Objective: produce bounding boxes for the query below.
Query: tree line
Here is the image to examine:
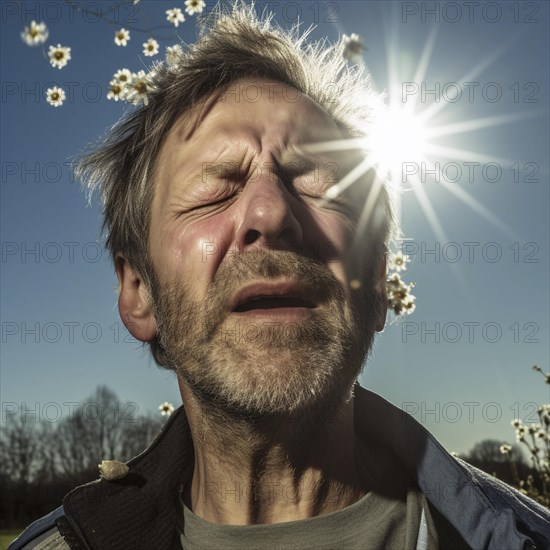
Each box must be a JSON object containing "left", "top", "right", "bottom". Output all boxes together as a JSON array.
[{"left": 0, "top": 386, "right": 165, "bottom": 528}]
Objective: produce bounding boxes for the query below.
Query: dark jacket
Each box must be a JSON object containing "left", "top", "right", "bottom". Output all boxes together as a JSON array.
[{"left": 9, "top": 387, "right": 550, "bottom": 549}]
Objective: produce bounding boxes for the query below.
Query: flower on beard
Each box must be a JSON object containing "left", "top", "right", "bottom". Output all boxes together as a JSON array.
[
  {"left": 388, "top": 252, "right": 410, "bottom": 272},
  {"left": 386, "top": 272, "right": 416, "bottom": 316}
]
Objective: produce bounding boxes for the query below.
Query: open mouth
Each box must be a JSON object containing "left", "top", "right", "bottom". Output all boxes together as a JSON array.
[
  {"left": 231, "top": 282, "right": 318, "bottom": 315},
  {"left": 233, "top": 295, "right": 315, "bottom": 312}
]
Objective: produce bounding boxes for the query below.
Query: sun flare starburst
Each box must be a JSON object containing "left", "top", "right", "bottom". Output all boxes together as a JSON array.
[{"left": 365, "top": 106, "right": 429, "bottom": 179}]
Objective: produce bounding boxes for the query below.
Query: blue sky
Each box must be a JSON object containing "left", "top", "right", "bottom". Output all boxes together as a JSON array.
[{"left": 1, "top": 0, "right": 549, "bottom": 456}]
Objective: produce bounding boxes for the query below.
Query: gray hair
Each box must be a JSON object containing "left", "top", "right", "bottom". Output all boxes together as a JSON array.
[{"left": 77, "top": 0, "right": 395, "bottom": 367}]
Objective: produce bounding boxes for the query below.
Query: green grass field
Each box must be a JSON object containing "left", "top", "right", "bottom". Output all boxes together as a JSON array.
[{"left": 0, "top": 530, "right": 20, "bottom": 549}]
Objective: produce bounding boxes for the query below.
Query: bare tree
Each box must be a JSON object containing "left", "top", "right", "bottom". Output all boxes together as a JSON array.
[
  {"left": 1, "top": 386, "right": 168, "bottom": 526},
  {"left": 119, "top": 413, "right": 165, "bottom": 461},
  {"left": 0, "top": 415, "right": 40, "bottom": 485},
  {"left": 52, "top": 386, "right": 165, "bottom": 475}
]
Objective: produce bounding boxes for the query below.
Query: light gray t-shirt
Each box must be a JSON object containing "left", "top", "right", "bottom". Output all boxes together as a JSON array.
[{"left": 179, "top": 482, "right": 438, "bottom": 550}]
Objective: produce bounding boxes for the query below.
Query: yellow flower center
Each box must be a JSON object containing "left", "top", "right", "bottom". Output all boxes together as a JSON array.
[
  {"left": 51, "top": 92, "right": 59, "bottom": 101},
  {"left": 54, "top": 51, "right": 64, "bottom": 60},
  {"left": 135, "top": 81, "right": 147, "bottom": 94}
]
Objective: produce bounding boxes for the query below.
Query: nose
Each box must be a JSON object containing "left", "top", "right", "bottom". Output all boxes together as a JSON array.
[{"left": 235, "top": 171, "right": 303, "bottom": 251}]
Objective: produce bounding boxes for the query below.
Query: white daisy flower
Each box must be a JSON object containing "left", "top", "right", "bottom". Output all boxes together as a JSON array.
[
  {"left": 113, "top": 68, "right": 132, "bottom": 84},
  {"left": 114, "top": 28, "right": 130, "bottom": 47},
  {"left": 107, "top": 79, "right": 126, "bottom": 102},
  {"left": 401, "top": 297, "right": 416, "bottom": 314},
  {"left": 185, "top": 0, "right": 206, "bottom": 15},
  {"left": 342, "top": 33, "right": 365, "bottom": 61},
  {"left": 125, "top": 70, "right": 151, "bottom": 106},
  {"left": 21, "top": 20, "right": 49, "bottom": 46},
  {"left": 166, "top": 44, "right": 183, "bottom": 67},
  {"left": 48, "top": 44, "right": 71, "bottom": 70},
  {"left": 166, "top": 7, "right": 185, "bottom": 27},
  {"left": 387, "top": 272, "right": 416, "bottom": 316},
  {"left": 143, "top": 38, "right": 160, "bottom": 57},
  {"left": 499, "top": 444, "right": 512, "bottom": 455},
  {"left": 388, "top": 252, "right": 410, "bottom": 272},
  {"left": 159, "top": 402, "right": 175, "bottom": 416},
  {"left": 386, "top": 272, "right": 402, "bottom": 288},
  {"left": 46, "top": 86, "right": 66, "bottom": 107}
]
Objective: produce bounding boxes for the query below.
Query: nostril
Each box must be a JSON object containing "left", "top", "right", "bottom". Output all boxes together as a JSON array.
[{"left": 244, "top": 229, "right": 261, "bottom": 246}]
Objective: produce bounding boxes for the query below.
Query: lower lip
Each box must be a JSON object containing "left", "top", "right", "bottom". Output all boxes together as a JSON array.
[{"left": 230, "top": 307, "right": 314, "bottom": 319}]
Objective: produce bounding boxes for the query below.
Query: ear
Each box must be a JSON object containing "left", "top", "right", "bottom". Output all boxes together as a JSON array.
[
  {"left": 374, "top": 254, "right": 388, "bottom": 332},
  {"left": 115, "top": 254, "right": 157, "bottom": 342}
]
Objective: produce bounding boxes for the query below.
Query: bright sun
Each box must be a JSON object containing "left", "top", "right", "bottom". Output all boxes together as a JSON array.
[{"left": 366, "top": 106, "right": 429, "bottom": 178}]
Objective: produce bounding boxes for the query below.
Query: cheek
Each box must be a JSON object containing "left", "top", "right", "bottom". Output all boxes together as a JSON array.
[
  {"left": 154, "top": 217, "right": 234, "bottom": 290},
  {"left": 306, "top": 210, "right": 353, "bottom": 259},
  {"left": 304, "top": 210, "right": 355, "bottom": 284}
]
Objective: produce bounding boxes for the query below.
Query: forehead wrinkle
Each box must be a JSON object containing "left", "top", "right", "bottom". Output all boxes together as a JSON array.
[
  {"left": 163, "top": 82, "right": 347, "bottom": 192},
  {"left": 171, "top": 88, "right": 225, "bottom": 144}
]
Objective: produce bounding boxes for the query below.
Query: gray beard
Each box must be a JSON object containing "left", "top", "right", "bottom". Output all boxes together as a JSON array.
[{"left": 149, "top": 250, "right": 377, "bottom": 423}]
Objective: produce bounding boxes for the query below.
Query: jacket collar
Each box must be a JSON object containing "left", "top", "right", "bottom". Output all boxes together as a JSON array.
[
  {"left": 62, "top": 404, "right": 193, "bottom": 549},
  {"left": 353, "top": 386, "right": 544, "bottom": 550},
  {"left": 61, "top": 386, "right": 543, "bottom": 550}
]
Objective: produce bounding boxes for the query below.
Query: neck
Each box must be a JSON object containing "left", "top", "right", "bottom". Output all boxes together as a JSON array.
[{"left": 178, "top": 378, "right": 372, "bottom": 525}]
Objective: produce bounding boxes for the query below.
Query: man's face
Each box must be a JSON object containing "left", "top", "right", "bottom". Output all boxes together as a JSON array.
[{"left": 145, "top": 78, "right": 384, "bottom": 417}]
